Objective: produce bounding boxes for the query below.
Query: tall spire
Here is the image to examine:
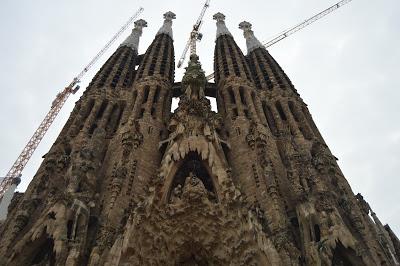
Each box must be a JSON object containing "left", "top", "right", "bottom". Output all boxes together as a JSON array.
[
  {"left": 213, "top": 12, "right": 232, "bottom": 38},
  {"left": 239, "top": 21, "right": 264, "bottom": 54},
  {"left": 157, "top": 11, "right": 176, "bottom": 39},
  {"left": 120, "top": 19, "right": 148, "bottom": 51}
]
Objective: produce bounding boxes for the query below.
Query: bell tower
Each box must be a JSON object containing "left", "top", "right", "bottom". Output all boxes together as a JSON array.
[{"left": 0, "top": 9, "right": 398, "bottom": 266}]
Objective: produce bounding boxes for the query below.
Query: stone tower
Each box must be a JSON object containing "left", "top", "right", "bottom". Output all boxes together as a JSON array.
[{"left": 0, "top": 12, "right": 399, "bottom": 266}]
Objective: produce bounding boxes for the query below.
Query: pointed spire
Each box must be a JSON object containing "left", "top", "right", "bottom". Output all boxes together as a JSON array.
[
  {"left": 213, "top": 12, "right": 232, "bottom": 38},
  {"left": 120, "top": 19, "right": 148, "bottom": 51},
  {"left": 157, "top": 11, "right": 176, "bottom": 39},
  {"left": 239, "top": 21, "right": 264, "bottom": 54}
]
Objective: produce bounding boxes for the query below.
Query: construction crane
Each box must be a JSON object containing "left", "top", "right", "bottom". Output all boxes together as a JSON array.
[
  {"left": 264, "top": 0, "right": 352, "bottom": 48},
  {"left": 177, "top": 0, "right": 210, "bottom": 68},
  {"left": 206, "top": 0, "right": 353, "bottom": 80},
  {"left": 0, "top": 7, "right": 144, "bottom": 205}
]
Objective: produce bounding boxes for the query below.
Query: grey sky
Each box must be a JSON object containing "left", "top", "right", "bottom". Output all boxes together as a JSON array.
[{"left": 0, "top": 0, "right": 399, "bottom": 235}]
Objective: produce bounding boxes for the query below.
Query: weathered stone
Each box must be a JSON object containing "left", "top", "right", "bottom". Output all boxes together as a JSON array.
[{"left": 0, "top": 14, "right": 397, "bottom": 266}]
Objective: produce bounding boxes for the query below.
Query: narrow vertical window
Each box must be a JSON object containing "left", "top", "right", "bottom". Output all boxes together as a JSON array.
[
  {"left": 131, "top": 91, "right": 137, "bottom": 111},
  {"left": 142, "top": 86, "right": 150, "bottom": 104},
  {"left": 275, "top": 101, "right": 287, "bottom": 121},
  {"left": 239, "top": 87, "right": 247, "bottom": 105},
  {"left": 228, "top": 87, "right": 235, "bottom": 104},
  {"left": 263, "top": 102, "right": 278, "bottom": 135},
  {"left": 288, "top": 101, "right": 300, "bottom": 122}
]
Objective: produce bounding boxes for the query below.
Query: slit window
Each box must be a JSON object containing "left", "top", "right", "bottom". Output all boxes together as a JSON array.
[
  {"left": 314, "top": 224, "right": 321, "bottom": 242},
  {"left": 275, "top": 101, "right": 287, "bottom": 121},
  {"left": 263, "top": 102, "right": 278, "bottom": 135},
  {"left": 239, "top": 87, "right": 247, "bottom": 105},
  {"left": 228, "top": 87, "right": 235, "bottom": 104},
  {"left": 142, "top": 86, "right": 150, "bottom": 104},
  {"left": 96, "top": 100, "right": 108, "bottom": 120},
  {"left": 153, "top": 86, "right": 161, "bottom": 104}
]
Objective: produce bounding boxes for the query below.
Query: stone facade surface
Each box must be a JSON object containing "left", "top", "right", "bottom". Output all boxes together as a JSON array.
[{"left": 0, "top": 12, "right": 399, "bottom": 266}]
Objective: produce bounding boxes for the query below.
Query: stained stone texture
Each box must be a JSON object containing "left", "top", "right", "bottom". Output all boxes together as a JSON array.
[{"left": 0, "top": 12, "right": 399, "bottom": 266}]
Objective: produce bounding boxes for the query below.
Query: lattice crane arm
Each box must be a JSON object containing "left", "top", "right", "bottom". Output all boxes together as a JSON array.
[
  {"left": 177, "top": 37, "right": 193, "bottom": 68},
  {"left": 75, "top": 7, "right": 144, "bottom": 83},
  {"left": 264, "top": 0, "right": 352, "bottom": 48},
  {"left": 177, "top": 0, "right": 211, "bottom": 68},
  {"left": 0, "top": 7, "right": 144, "bottom": 200},
  {"left": 194, "top": 0, "right": 210, "bottom": 31},
  {"left": 206, "top": 0, "right": 353, "bottom": 80}
]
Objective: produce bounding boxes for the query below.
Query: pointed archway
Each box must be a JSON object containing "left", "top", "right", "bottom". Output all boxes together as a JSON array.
[
  {"left": 331, "top": 242, "right": 365, "bottom": 266},
  {"left": 30, "top": 236, "right": 56, "bottom": 266},
  {"left": 10, "top": 232, "right": 57, "bottom": 266},
  {"left": 167, "top": 151, "right": 218, "bottom": 203}
]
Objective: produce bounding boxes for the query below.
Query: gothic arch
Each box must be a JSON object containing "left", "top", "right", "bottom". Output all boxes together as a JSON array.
[
  {"left": 161, "top": 151, "right": 220, "bottom": 203},
  {"left": 331, "top": 242, "right": 365, "bottom": 266},
  {"left": 10, "top": 231, "right": 56, "bottom": 266}
]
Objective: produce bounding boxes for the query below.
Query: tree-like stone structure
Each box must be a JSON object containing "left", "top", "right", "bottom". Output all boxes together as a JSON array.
[{"left": 0, "top": 12, "right": 398, "bottom": 266}]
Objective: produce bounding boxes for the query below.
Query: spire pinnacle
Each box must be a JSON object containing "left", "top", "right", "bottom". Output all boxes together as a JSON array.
[
  {"left": 120, "top": 19, "right": 148, "bottom": 51},
  {"left": 157, "top": 11, "right": 176, "bottom": 39},
  {"left": 213, "top": 12, "right": 232, "bottom": 38},
  {"left": 239, "top": 21, "right": 264, "bottom": 54}
]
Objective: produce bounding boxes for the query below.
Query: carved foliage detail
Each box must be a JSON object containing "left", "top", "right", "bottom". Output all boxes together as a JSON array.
[{"left": 121, "top": 119, "right": 143, "bottom": 158}]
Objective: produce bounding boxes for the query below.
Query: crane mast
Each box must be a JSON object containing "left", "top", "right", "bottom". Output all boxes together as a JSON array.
[
  {"left": 0, "top": 7, "right": 144, "bottom": 205},
  {"left": 177, "top": 0, "right": 210, "bottom": 68},
  {"left": 206, "top": 0, "right": 353, "bottom": 80}
]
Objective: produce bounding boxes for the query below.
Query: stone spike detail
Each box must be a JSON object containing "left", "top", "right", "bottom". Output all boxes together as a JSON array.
[
  {"left": 239, "top": 21, "right": 264, "bottom": 54},
  {"left": 120, "top": 19, "right": 148, "bottom": 51},
  {"left": 213, "top": 12, "right": 232, "bottom": 38},
  {"left": 157, "top": 11, "right": 176, "bottom": 39}
]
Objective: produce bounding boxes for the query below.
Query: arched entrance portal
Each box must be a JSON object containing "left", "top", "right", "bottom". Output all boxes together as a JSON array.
[
  {"left": 167, "top": 151, "right": 218, "bottom": 202},
  {"left": 332, "top": 242, "right": 365, "bottom": 266}
]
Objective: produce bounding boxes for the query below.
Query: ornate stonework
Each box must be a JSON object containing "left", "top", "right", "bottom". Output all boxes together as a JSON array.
[{"left": 0, "top": 12, "right": 398, "bottom": 266}]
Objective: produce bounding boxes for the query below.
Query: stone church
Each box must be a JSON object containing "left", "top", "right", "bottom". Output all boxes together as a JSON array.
[{"left": 0, "top": 11, "right": 399, "bottom": 265}]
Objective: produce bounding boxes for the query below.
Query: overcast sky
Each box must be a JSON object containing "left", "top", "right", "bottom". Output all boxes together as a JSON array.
[{"left": 0, "top": 0, "right": 399, "bottom": 235}]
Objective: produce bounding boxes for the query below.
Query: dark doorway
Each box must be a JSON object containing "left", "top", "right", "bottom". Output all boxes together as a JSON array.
[
  {"left": 30, "top": 237, "right": 56, "bottom": 266},
  {"left": 332, "top": 242, "right": 364, "bottom": 266}
]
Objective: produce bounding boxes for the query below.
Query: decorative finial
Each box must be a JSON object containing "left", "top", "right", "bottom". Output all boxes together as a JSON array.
[
  {"left": 213, "top": 12, "right": 226, "bottom": 22},
  {"left": 163, "top": 11, "right": 176, "bottom": 21},
  {"left": 239, "top": 20, "right": 264, "bottom": 54},
  {"left": 238, "top": 21, "right": 252, "bottom": 31},
  {"left": 120, "top": 19, "right": 148, "bottom": 51},
  {"left": 157, "top": 11, "right": 176, "bottom": 38},
  {"left": 213, "top": 12, "right": 232, "bottom": 38},
  {"left": 134, "top": 19, "right": 148, "bottom": 31}
]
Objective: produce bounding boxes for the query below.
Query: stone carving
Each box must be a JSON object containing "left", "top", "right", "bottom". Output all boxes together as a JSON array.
[
  {"left": 180, "top": 172, "right": 209, "bottom": 202},
  {"left": 355, "top": 193, "right": 371, "bottom": 216},
  {"left": 0, "top": 23, "right": 397, "bottom": 266},
  {"left": 246, "top": 121, "right": 268, "bottom": 150},
  {"left": 311, "top": 140, "right": 337, "bottom": 174},
  {"left": 108, "top": 164, "right": 127, "bottom": 209},
  {"left": 170, "top": 184, "right": 182, "bottom": 203},
  {"left": 315, "top": 191, "right": 335, "bottom": 212},
  {"left": 96, "top": 225, "right": 117, "bottom": 250},
  {"left": 339, "top": 196, "right": 366, "bottom": 233},
  {"left": 158, "top": 55, "right": 230, "bottom": 204},
  {"left": 67, "top": 128, "right": 106, "bottom": 194},
  {"left": 114, "top": 172, "right": 284, "bottom": 265},
  {"left": 121, "top": 119, "right": 143, "bottom": 158}
]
